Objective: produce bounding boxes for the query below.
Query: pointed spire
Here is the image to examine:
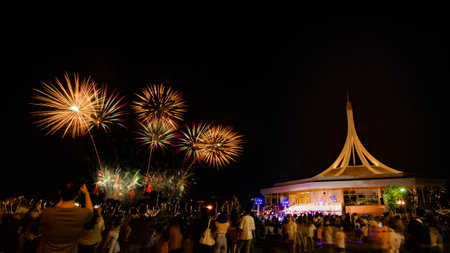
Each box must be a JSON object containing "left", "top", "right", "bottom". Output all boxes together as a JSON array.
[
  {"left": 346, "top": 91, "right": 352, "bottom": 111},
  {"left": 314, "top": 96, "right": 402, "bottom": 177}
]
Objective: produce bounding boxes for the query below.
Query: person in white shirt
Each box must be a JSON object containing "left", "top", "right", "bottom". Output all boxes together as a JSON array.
[
  {"left": 102, "top": 217, "right": 121, "bottom": 253},
  {"left": 335, "top": 225, "right": 346, "bottom": 252},
  {"left": 389, "top": 227, "right": 404, "bottom": 253},
  {"left": 283, "top": 215, "right": 297, "bottom": 253},
  {"left": 307, "top": 219, "right": 317, "bottom": 251},
  {"left": 295, "top": 216, "right": 307, "bottom": 252},
  {"left": 323, "top": 220, "right": 337, "bottom": 251},
  {"left": 236, "top": 208, "right": 255, "bottom": 253}
]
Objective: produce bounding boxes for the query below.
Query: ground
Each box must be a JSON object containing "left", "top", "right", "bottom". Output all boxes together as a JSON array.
[{"left": 253, "top": 233, "right": 449, "bottom": 253}]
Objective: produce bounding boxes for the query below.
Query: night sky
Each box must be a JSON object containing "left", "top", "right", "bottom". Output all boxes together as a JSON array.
[{"left": 4, "top": 11, "right": 450, "bottom": 201}]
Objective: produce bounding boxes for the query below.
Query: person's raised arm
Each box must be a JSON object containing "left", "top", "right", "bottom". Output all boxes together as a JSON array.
[{"left": 80, "top": 184, "right": 93, "bottom": 212}]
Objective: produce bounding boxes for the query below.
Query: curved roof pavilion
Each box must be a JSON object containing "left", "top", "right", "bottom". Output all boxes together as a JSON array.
[
  {"left": 260, "top": 96, "right": 444, "bottom": 197},
  {"left": 315, "top": 96, "right": 402, "bottom": 178}
]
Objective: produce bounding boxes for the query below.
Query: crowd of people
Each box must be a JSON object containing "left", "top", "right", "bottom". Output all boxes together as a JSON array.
[
  {"left": 255, "top": 210, "right": 449, "bottom": 253},
  {"left": 0, "top": 179, "right": 449, "bottom": 253},
  {"left": 0, "top": 179, "right": 257, "bottom": 253}
]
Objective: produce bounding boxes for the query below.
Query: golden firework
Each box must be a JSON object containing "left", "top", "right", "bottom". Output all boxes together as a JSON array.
[
  {"left": 168, "top": 124, "right": 243, "bottom": 201},
  {"left": 132, "top": 84, "right": 187, "bottom": 125},
  {"left": 136, "top": 118, "right": 177, "bottom": 175},
  {"left": 136, "top": 118, "right": 177, "bottom": 150},
  {"left": 199, "top": 125, "right": 244, "bottom": 168},
  {"left": 31, "top": 73, "right": 98, "bottom": 138}
]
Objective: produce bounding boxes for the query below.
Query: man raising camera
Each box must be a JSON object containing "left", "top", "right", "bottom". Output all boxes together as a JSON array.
[{"left": 37, "top": 179, "right": 93, "bottom": 253}]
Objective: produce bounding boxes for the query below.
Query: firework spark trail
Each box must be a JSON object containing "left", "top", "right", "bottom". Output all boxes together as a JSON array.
[
  {"left": 168, "top": 123, "right": 244, "bottom": 201},
  {"left": 132, "top": 84, "right": 186, "bottom": 193},
  {"left": 167, "top": 160, "right": 196, "bottom": 201},
  {"left": 132, "top": 84, "right": 187, "bottom": 127},
  {"left": 87, "top": 85, "right": 127, "bottom": 173},
  {"left": 168, "top": 122, "right": 210, "bottom": 201},
  {"left": 87, "top": 130, "right": 104, "bottom": 174},
  {"left": 32, "top": 74, "right": 127, "bottom": 174},
  {"left": 31, "top": 73, "right": 103, "bottom": 173},
  {"left": 136, "top": 118, "right": 177, "bottom": 175},
  {"left": 31, "top": 73, "right": 98, "bottom": 138}
]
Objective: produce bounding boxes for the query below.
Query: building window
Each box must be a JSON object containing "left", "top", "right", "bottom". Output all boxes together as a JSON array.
[
  {"left": 343, "top": 188, "right": 379, "bottom": 206},
  {"left": 298, "top": 192, "right": 310, "bottom": 204},
  {"left": 288, "top": 191, "right": 310, "bottom": 205}
]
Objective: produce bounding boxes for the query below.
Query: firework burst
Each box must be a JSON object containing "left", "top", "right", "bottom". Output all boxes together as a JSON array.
[
  {"left": 199, "top": 125, "right": 244, "bottom": 168},
  {"left": 168, "top": 124, "right": 243, "bottom": 201},
  {"left": 31, "top": 73, "right": 98, "bottom": 138},
  {"left": 136, "top": 118, "right": 177, "bottom": 150},
  {"left": 167, "top": 122, "right": 210, "bottom": 202},
  {"left": 132, "top": 84, "right": 187, "bottom": 126},
  {"left": 142, "top": 170, "right": 192, "bottom": 199},
  {"left": 95, "top": 166, "right": 142, "bottom": 201},
  {"left": 136, "top": 118, "right": 177, "bottom": 175},
  {"left": 177, "top": 122, "right": 211, "bottom": 163},
  {"left": 89, "top": 85, "right": 127, "bottom": 133}
]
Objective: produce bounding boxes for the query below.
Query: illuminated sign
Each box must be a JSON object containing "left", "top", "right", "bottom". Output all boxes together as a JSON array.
[
  {"left": 284, "top": 203, "right": 342, "bottom": 214},
  {"left": 254, "top": 198, "right": 263, "bottom": 204},
  {"left": 330, "top": 195, "right": 337, "bottom": 202}
]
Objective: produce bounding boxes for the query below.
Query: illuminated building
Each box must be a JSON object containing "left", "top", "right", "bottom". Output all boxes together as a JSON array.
[{"left": 260, "top": 97, "right": 446, "bottom": 216}]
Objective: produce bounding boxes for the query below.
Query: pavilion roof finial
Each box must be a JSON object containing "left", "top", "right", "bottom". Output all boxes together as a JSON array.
[
  {"left": 314, "top": 96, "right": 402, "bottom": 177},
  {"left": 346, "top": 91, "right": 352, "bottom": 111}
]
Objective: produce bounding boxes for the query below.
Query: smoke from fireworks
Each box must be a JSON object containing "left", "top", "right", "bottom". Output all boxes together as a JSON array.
[
  {"left": 31, "top": 73, "right": 98, "bottom": 138},
  {"left": 132, "top": 84, "right": 187, "bottom": 126},
  {"left": 199, "top": 125, "right": 244, "bottom": 168}
]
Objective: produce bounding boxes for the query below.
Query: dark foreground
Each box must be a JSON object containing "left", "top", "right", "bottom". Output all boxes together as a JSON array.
[{"left": 254, "top": 236, "right": 450, "bottom": 253}]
